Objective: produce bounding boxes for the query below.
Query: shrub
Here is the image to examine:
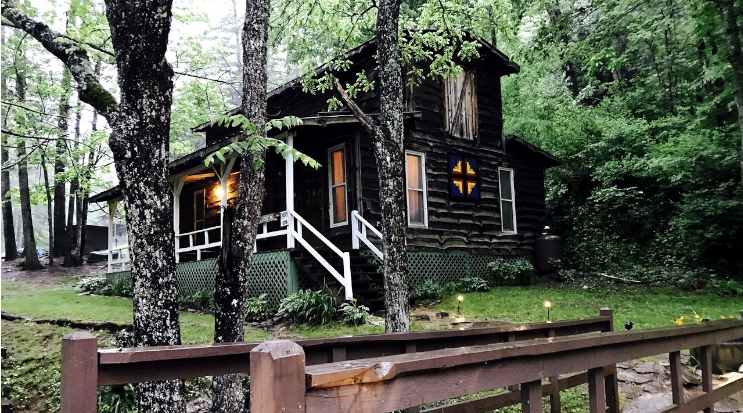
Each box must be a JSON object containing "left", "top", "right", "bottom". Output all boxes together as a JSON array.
[
  {"left": 98, "top": 384, "right": 137, "bottom": 413},
  {"left": 278, "top": 289, "right": 336, "bottom": 325},
  {"left": 76, "top": 276, "right": 112, "bottom": 295},
  {"left": 708, "top": 275, "right": 743, "bottom": 296},
  {"left": 455, "top": 277, "right": 489, "bottom": 292},
  {"left": 410, "top": 279, "right": 442, "bottom": 301},
  {"left": 181, "top": 289, "right": 214, "bottom": 309},
  {"left": 245, "top": 293, "right": 272, "bottom": 322},
  {"left": 441, "top": 282, "right": 458, "bottom": 297},
  {"left": 488, "top": 258, "right": 535, "bottom": 285},
  {"left": 549, "top": 259, "right": 578, "bottom": 282},
  {"left": 337, "top": 299, "right": 370, "bottom": 326},
  {"left": 110, "top": 277, "right": 133, "bottom": 298}
]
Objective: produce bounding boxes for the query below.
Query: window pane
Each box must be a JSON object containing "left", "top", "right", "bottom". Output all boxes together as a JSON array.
[
  {"left": 333, "top": 186, "right": 346, "bottom": 223},
  {"left": 499, "top": 170, "right": 512, "bottom": 199},
  {"left": 406, "top": 154, "right": 422, "bottom": 189},
  {"left": 194, "top": 191, "right": 204, "bottom": 220},
  {"left": 501, "top": 200, "right": 514, "bottom": 232},
  {"left": 331, "top": 150, "right": 345, "bottom": 185},
  {"left": 408, "top": 190, "right": 424, "bottom": 224}
]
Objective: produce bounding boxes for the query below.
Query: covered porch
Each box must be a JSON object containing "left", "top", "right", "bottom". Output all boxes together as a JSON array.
[{"left": 90, "top": 117, "right": 389, "bottom": 300}]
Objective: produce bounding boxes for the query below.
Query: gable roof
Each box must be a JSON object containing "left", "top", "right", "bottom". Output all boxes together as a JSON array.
[
  {"left": 194, "top": 33, "right": 518, "bottom": 132},
  {"left": 505, "top": 135, "right": 561, "bottom": 167}
]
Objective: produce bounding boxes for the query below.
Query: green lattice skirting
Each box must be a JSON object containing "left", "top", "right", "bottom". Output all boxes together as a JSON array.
[{"left": 105, "top": 250, "right": 298, "bottom": 309}]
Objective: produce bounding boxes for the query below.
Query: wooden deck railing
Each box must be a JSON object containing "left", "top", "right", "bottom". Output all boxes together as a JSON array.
[
  {"left": 289, "top": 317, "right": 743, "bottom": 413},
  {"left": 61, "top": 310, "right": 615, "bottom": 412}
]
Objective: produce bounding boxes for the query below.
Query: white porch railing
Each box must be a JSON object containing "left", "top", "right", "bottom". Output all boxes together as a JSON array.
[
  {"left": 175, "top": 225, "right": 222, "bottom": 262},
  {"left": 107, "top": 246, "right": 130, "bottom": 273},
  {"left": 351, "top": 210, "right": 383, "bottom": 260},
  {"left": 287, "top": 210, "right": 353, "bottom": 300}
]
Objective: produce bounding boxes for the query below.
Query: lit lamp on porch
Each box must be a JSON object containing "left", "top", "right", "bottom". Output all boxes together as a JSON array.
[
  {"left": 215, "top": 186, "right": 224, "bottom": 198},
  {"left": 544, "top": 300, "right": 552, "bottom": 322},
  {"left": 457, "top": 295, "right": 464, "bottom": 315}
]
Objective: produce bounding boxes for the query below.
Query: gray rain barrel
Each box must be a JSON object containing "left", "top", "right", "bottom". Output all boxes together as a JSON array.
[{"left": 535, "top": 226, "right": 564, "bottom": 273}]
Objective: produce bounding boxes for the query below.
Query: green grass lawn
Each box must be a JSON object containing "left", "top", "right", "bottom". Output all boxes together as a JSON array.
[
  {"left": 1, "top": 281, "right": 268, "bottom": 344},
  {"left": 434, "top": 285, "right": 742, "bottom": 330}
]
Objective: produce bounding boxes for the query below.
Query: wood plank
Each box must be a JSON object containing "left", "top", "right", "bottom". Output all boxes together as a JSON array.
[
  {"left": 521, "top": 380, "right": 542, "bottom": 413},
  {"left": 305, "top": 321, "right": 743, "bottom": 388},
  {"left": 655, "top": 375, "right": 743, "bottom": 413},
  {"left": 61, "top": 332, "right": 98, "bottom": 413},
  {"left": 670, "top": 351, "right": 684, "bottom": 405},
  {"left": 249, "top": 340, "right": 305, "bottom": 413}
]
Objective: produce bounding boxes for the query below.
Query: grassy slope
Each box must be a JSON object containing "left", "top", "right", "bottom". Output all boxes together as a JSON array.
[
  {"left": 434, "top": 285, "right": 742, "bottom": 330},
  {"left": 1, "top": 281, "right": 268, "bottom": 343}
]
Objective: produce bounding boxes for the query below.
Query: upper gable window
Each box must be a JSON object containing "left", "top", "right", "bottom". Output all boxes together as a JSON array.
[{"left": 444, "top": 70, "right": 478, "bottom": 140}]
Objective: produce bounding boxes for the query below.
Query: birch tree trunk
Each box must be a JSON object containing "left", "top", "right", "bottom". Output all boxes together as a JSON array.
[
  {"left": 2, "top": 1, "right": 186, "bottom": 410},
  {"left": 374, "top": 0, "right": 411, "bottom": 333},
  {"left": 717, "top": 0, "right": 743, "bottom": 182},
  {"left": 41, "top": 153, "right": 54, "bottom": 266},
  {"left": 53, "top": 69, "right": 71, "bottom": 257},
  {"left": 211, "top": 0, "right": 270, "bottom": 410}
]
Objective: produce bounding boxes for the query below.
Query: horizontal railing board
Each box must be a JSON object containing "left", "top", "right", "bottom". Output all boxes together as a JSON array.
[
  {"left": 96, "top": 316, "right": 611, "bottom": 386},
  {"left": 305, "top": 320, "right": 743, "bottom": 388},
  {"left": 98, "top": 316, "right": 609, "bottom": 364},
  {"left": 303, "top": 321, "right": 743, "bottom": 413},
  {"left": 420, "top": 369, "right": 602, "bottom": 413},
  {"left": 655, "top": 375, "right": 743, "bottom": 413}
]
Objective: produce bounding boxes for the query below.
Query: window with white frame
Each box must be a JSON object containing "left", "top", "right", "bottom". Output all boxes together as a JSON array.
[
  {"left": 328, "top": 145, "right": 348, "bottom": 227},
  {"left": 405, "top": 151, "right": 428, "bottom": 227},
  {"left": 498, "top": 168, "right": 516, "bottom": 233}
]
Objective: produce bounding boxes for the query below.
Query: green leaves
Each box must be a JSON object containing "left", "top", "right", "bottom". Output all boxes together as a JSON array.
[{"left": 204, "top": 115, "right": 320, "bottom": 170}]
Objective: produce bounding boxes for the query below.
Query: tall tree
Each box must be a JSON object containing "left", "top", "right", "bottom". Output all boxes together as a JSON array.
[
  {"left": 53, "top": 69, "right": 72, "bottom": 257},
  {"left": 64, "top": 99, "right": 82, "bottom": 266},
  {"left": 2, "top": 1, "right": 185, "bottom": 410},
  {"left": 716, "top": 0, "right": 743, "bottom": 181},
  {"left": 13, "top": 54, "right": 42, "bottom": 270},
  {"left": 211, "top": 0, "right": 271, "bottom": 410},
  {"left": 331, "top": 0, "right": 410, "bottom": 332},
  {"left": 1, "top": 57, "right": 18, "bottom": 261}
]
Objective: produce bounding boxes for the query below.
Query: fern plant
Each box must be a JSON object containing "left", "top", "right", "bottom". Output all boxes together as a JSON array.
[
  {"left": 277, "top": 289, "right": 336, "bottom": 326},
  {"left": 337, "top": 299, "right": 370, "bottom": 326}
]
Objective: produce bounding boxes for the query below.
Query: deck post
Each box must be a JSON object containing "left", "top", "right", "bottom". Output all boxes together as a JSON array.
[
  {"left": 599, "top": 307, "right": 620, "bottom": 413},
  {"left": 588, "top": 367, "right": 606, "bottom": 413},
  {"left": 172, "top": 177, "right": 185, "bottom": 263},
  {"left": 547, "top": 329, "right": 561, "bottom": 413},
  {"left": 670, "top": 350, "right": 685, "bottom": 406},
  {"left": 61, "top": 331, "right": 98, "bottom": 413},
  {"left": 249, "top": 340, "right": 305, "bottom": 413},
  {"left": 520, "top": 380, "right": 542, "bottom": 413},
  {"left": 699, "top": 345, "right": 713, "bottom": 413},
  {"left": 285, "top": 133, "right": 295, "bottom": 249},
  {"left": 107, "top": 201, "right": 117, "bottom": 273}
]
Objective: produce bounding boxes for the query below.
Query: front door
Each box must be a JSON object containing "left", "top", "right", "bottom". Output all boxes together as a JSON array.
[{"left": 297, "top": 165, "right": 324, "bottom": 247}]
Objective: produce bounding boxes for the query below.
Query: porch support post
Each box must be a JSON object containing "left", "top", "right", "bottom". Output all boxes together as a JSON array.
[
  {"left": 213, "top": 157, "right": 235, "bottom": 236},
  {"left": 172, "top": 177, "right": 185, "bottom": 263},
  {"left": 107, "top": 200, "right": 117, "bottom": 273},
  {"left": 285, "top": 132, "right": 295, "bottom": 249}
]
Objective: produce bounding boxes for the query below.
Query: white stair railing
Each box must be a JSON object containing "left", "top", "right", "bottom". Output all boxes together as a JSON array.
[
  {"left": 351, "top": 210, "right": 383, "bottom": 260},
  {"left": 288, "top": 210, "right": 353, "bottom": 300}
]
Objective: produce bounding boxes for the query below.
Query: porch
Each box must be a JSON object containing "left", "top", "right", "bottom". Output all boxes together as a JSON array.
[{"left": 98, "top": 121, "right": 388, "bottom": 302}]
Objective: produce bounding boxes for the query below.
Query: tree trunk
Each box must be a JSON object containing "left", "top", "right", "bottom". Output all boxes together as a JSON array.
[
  {"left": 374, "top": 0, "right": 411, "bottom": 333},
  {"left": 40, "top": 153, "right": 54, "bottom": 266},
  {"left": 53, "top": 69, "right": 71, "bottom": 257},
  {"left": 1, "top": 139, "right": 18, "bottom": 261},
  {"left": 14, "top": 68, "right": 42, "bottom": 270},
  {"left": 64, "top": 99, "right": 82, "bottom": 266},
  {"left": 3, "top": 1, "right": 185, "bottom": 410},
  {"left": 104, "top": 2, "right": 185, "bottom": 411},
  {"left": 1, "top": 69, "right": 18, "bottom": 261},
  {"left": 718, "top": 0, "right": 743, "bottom": 182},
  {"left": 211, "top": 0, "right": 270, "bottom": 410}
]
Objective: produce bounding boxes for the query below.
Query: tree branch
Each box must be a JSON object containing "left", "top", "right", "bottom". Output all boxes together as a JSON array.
[
  {"left": 332, "top": 76, "right": 376, "bottom": 134},
  {"left": 1, "top": 0, "right": 118, "bottom": 119}
]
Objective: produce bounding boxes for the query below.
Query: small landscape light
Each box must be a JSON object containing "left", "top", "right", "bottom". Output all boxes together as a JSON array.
[
  {"left": 457, "top": 295, "right": 464, "bottom": 315},
  {"left": 544, "top": 300, "right": 552, "bottom": 321}
]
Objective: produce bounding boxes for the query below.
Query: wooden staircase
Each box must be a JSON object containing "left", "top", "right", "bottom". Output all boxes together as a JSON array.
[{"left": 290, "top": 249, "right": 385, "bottom": 308}]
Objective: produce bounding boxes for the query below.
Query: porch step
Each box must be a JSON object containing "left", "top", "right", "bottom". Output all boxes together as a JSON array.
[{"left": 290, "top": 249, "right": 385, "bottom": 309}]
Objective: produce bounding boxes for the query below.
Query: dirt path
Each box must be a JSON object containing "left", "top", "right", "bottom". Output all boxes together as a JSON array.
[{"left": 1, "top": 258, "right": 104, "bottom": 286}]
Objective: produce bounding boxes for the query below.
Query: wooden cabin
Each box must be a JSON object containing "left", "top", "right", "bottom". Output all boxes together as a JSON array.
[{"left": 90, "top": 37, "right": 560, "bottom": 306}]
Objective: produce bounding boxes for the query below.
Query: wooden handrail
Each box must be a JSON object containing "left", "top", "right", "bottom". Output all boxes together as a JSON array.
[{"left": 351, "top": 210, "right": 383, "bottom": 259}]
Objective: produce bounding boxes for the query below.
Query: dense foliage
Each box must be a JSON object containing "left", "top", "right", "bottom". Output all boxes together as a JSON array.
[{"left": 488, "top": 258, "right": 536, "bottom": 285}]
